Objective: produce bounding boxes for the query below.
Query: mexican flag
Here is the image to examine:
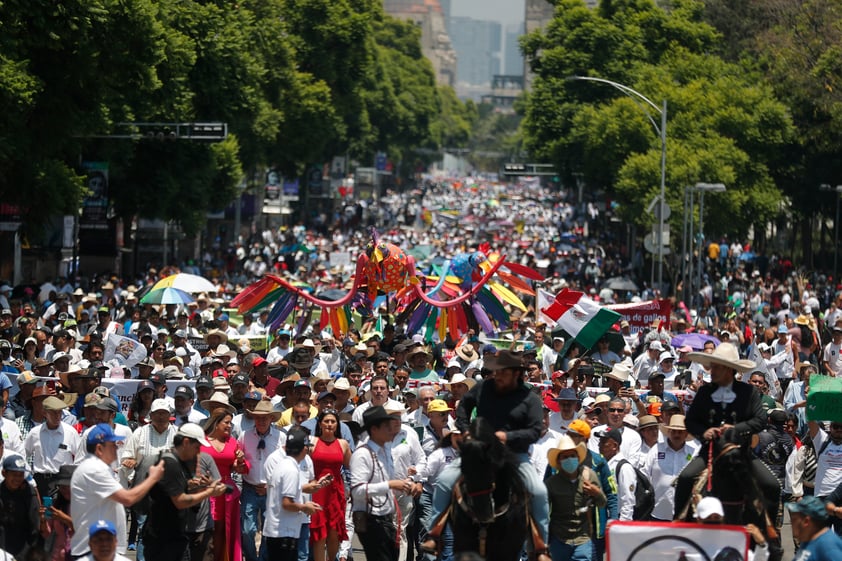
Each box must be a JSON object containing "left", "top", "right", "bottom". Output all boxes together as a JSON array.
[{"left": 541, "top": 288, "right": 621, "bottom": 349}]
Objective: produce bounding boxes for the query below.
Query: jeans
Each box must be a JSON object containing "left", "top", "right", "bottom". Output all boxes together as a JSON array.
[
  {"left": 133, "top": 512, "right": 147, "bottom": 561},
  {"left": 429, "top": 455, "right": 549, "bottom": 542},
  {"left": 298, "top": 523, "right": 310, "bottom": 561},
  {"left": 419, "top": 491, "right": 452, "bottom": 561},
  {"left": 549, "top": 537, "right": 593, "bottom": 561},
  {"left": 241, "top": 484, "right": 267, "bottom": 561}
]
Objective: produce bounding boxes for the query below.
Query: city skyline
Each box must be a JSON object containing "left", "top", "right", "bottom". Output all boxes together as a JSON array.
[{"left": 449, "top": 0, "right": 525, "bottom": 27}]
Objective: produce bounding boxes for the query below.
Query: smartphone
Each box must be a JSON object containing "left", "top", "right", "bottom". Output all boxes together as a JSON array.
[{"left": 43, "top": 496, "right": 53, "bottom": 519}]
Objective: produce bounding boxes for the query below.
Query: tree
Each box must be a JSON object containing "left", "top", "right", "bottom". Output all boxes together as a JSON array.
[{"left": 521, "top": 0, "right": 792, "bottom": 243}]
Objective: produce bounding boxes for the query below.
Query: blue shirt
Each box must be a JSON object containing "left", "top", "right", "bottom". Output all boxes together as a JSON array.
[{"left": 793, "top": 528, "right": 842, "bottom": 561}]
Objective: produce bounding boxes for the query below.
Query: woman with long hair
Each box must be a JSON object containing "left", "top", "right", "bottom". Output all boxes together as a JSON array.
[
  {"left": 22, "top": 337, "right": 38, "bottom": 370},
  {"left": 201, "top": 408, "right": 249, "bottom": 561},
  {"left": 126, "top": 380, "right": 155, "bottom": 429},
  {"left": 309, "top": 408, "right": 351, "bottom": 561}
]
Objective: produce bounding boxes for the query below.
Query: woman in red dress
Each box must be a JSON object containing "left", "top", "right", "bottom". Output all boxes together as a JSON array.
[
  {"left": 202, "top": 409, "right": 249, "bottom": 561},
  {"left": 309, "top": 408, "right": 351, "bottom": 561}
]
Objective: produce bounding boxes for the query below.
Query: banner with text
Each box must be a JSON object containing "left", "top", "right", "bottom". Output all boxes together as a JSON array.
[
  {"left": 608, "top": 299, "right": 672, "bottom": 334},
  {"left": 607, "top": 521, "right": 748, "bottom": 561}
]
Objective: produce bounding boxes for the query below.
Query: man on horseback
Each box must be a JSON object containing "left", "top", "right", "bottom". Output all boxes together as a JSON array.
[
  {"left": 422, "top": 350, "right": 549, "bottom": 560},
  {"left": 674, "top": 343, "right": 781, "bottom": 523}
]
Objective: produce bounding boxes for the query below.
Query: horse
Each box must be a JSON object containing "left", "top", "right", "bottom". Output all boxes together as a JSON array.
[{"left": 448, "top": 418, "right": 532, "bottom": 561}]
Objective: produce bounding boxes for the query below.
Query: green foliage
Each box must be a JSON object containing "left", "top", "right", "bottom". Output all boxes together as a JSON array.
[{"left": 521, "top": 0, "right": 792, "bottom": 240}]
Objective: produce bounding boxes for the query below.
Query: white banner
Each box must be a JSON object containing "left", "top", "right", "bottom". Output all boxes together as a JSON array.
[
  {"left": 607, "top": 520, "right": 748, "bottom": 561},
  {"left": 101, "top": 379, "right": 197, "bottom": 415}
]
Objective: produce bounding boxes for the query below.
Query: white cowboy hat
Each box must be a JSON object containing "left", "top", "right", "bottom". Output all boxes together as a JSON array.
[
  {"left": 686, "top": 343, "right": 755, "bottom": 373},
  {"left": 446, "top": 373, "right": 476, "bottom": 390},
  {"left": 327, "top": 376, "right": 357, "bottom": 399},
  {"left": 212, "top": 344, "right": 237, "bottom": 359},
  {"left": 659, "top": 414, "right": 695, "bottom": 441},
  {"left": 547, "top": 434, "right": 587, "bottom": 470},
  {"left": 604, "top": 362, "right": 631, "bottom": 383},
  {"left": 200, "top": 391, "right": 236, "bottom": 414}
]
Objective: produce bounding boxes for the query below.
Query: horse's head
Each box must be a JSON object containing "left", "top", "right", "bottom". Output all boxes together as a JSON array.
[{"left": 458, "top": 418, "right": 515, "bottom": 524}]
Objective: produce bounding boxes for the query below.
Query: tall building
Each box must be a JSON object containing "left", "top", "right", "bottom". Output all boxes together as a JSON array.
[
  {"left": 449, "top": 17, "right": 502, "bottom": 87},
  {"left": 383, "top": 0, "right": 458, "bottom": 86},
  {"left": 504, "top": 23, "right": 524, "bottom": 76}
]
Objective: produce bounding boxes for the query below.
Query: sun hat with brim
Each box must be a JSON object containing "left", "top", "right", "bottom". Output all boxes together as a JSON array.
[
  {"left": 483, "top": 350, "right": 526, "bottom": 371},
  {"left": 212, "top": 377, "right": 231, "bottom": 392},
  {"left": 593, "top": 393, "right": 611, "bottom": 405},
  {"left": 407, "top": 346, "right": 432, "bottom": 361},
  {"left": 32, "top": 357, "right": 53, "bottom": 369},
  {"left": 288, "top": 351, "right": 314, "bottom": 370},
  {"left": 685, "top": 343, "right": 755, "bottom": 373},
  {"left": 32, "top": 385, "right": 57, "bottom": 399},
  {"left": 278, "top": 372, "right": 302, "bottom": 392},
  {"left": 362, "top": 405, "right": 394, "bottom": 432},
  {"left": 201, "top": 392, "right": 236, "bottom": 415},
  {"left": 696, "top": 496, "right": 725, "bottom": 520},
  {"left": 638, "top": 415, "right": 660, "bottom": 430},
  {"left": 659, "top": 414, "right": 695, "bottom": 441},
  {"left": 604, "top": 362, "right": 631, "bottom": 383},
  {"left": 247, "top": 400, "right": 282, "bottom": 421},
  {"left": 547, "top": 434, "right": 587, "bottom": 470},
  {"left": 177, "top": 422, "right": 210, "bottom": 446},
  {"left": 554, "top": 388, "right": 580, "bottom": 402},
  {"left": 327, "top": 376, "right": 357, "bottom": 398},
  {"left": 43, "top": 396, "right": 68, "bottom": 411},
  {"left": 16, "top": 371, "right": 39, "bottom": 385},
  {"left": 204, "top": 329, "right": 228, "bottom": 344},
  {"left": 212, "top": 344, "right": 237, "bottom": 359},
  {"left": 455, "top": 345, "right": 478, "bottom": 363},
  {"left": 353, "top": 342, "right": 375, "bottom": 358},
  {"left": 446, "top": 373, "right": 476, "bottom": 390}
]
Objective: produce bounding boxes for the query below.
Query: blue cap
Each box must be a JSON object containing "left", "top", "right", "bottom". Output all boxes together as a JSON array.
[
  {"left": 554, "top": 388, "right": 580, "bottom": 402},
  {"left": 219, "top": 314, "right": 230, "bottom": 322},
  {"left": 2, "top": 454, "right": 27, "bottom": 472},
  {"left": 86, "top": 423, "right": 126, "bottom": 447},
  {"left": 243, "top": 390, "right": 262, "bottom": 402},
  {"left": 481, "top": 344, "right": 498, "bottom": 355},
  {"left": 777, "top": 324, "right": 789, "bottom": 334},
  {"left": 89, "top": 519, "right": 117, "bottom": 537},
  {"left": 786, "top": 496, "right": 829, "bottom": 522}
]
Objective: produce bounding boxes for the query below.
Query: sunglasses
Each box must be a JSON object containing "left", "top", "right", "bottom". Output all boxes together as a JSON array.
[{"left": 608, "top": 408, "right": 625, "bottom": 413}]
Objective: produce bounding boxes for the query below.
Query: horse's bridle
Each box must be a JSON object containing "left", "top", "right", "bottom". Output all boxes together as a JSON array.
[{"left": 453, "top": 476, "right": 512, "bottom": 524}]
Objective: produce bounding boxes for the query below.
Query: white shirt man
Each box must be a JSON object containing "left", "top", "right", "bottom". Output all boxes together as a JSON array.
[
  {"left": 808, "top": 421, "right": 842, "bottom": 498},
  {"left": 597, "top": 428, "right": 638, "bottom": 521},
  {"left": 644, "top": 417, "right": 700, "bottom": 521},
  {"left": 529, "top": 411, "right": 562, "bottom": 479},
  {"left": 588, "top": 399, "right": 642, "bottom": 467},
  {"left": 24, "top": 396, "right": 85, "bottom": 478},
  {"left": 822, "top": 328, "right": 842, "bottom": 377}
]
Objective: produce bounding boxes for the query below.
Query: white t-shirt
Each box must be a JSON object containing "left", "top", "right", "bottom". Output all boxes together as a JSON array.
[
  {"left": 77, "top": 553, "right": 132, "bottom": 561},
  {"left": 813, "top": 429, "right": 842, "bottom": 497},
  {"left": 70, "top": 456, "right": 127, "bottom": 555},
  {"left": 823, "top": 342, "right": 842, "bottom": 376},
  {"left": 263, "top": 451, "right": 306, "bottom": 539}
]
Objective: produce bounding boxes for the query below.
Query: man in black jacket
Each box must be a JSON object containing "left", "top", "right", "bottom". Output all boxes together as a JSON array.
[
  {"left": 423, "top": 350, "right": 547, "bottom": 556},
  {"left": 674, "top": 343, "right": 781, "bottom": 523}
]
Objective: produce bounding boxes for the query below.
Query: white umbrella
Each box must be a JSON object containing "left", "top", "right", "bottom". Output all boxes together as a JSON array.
[{"left": 152, "top": 273, "right": 217, "bottom": 294}]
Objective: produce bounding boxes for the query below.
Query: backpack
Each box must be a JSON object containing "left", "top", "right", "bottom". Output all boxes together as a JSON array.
[
  {"left": 615, "top": 459, "right": 655, "bottom": 521},
  {"left": 130, "top": 450, "right": 175, "bottom": 515}
]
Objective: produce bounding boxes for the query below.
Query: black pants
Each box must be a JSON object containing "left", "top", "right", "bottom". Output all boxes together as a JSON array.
[
  {"left": 265, "top": 536, "right": 298, "bottom": 561},
  {"left": 357, "top": 514, "right": 399, "bottom": 561},
  {"left": 188, "top": 530, "right": 214, "bottom": 561},
  {"left": 143, "top": 533, "right": 189, "bottom": 561},
  {"left": 674, "top": 455, "right": 781, "bottom": 521}
]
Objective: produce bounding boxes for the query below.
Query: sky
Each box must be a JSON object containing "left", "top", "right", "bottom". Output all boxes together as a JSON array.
[{"left": 449, "top": 0, "right": 525, "bottom": 27}]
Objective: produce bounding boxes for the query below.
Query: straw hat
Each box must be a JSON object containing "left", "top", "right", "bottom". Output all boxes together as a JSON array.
[
  {"left": 455, "top": 345, "right": 478, "bottom": 363},
  {"left": 659, "top": 414, "right": 694, "bottom": 441},
  {"left": 446, "top": 373, "right": 476, "bottom": 390},
  {"left": 247, "top": 399, "right": 282, "bottom": 422},
  {"left": 547, "top": 434, "right": 587, "bottom": 470},
  {"left": 201, "top": 391, "right": 236, "bottom": 414},
  {"left": 204, "top": 329, "right": 228, "bottom": 345},
  {"left": 327, "top": 376, "right": 357, "bottom": 399},
  {"left": 685, "top": 343, "right": 755, "bottom": 373},
  {"left": 604, "top": 362, "right": 631, "bottom": 383}
]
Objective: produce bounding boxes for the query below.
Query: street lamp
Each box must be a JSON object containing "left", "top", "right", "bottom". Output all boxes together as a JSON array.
[
  {"left": 695, "top": 182, "right": 726, "bottom": 299},
  {"left": 566, "top": 76, "right": 668, "bottom": 293},
  {"left": 820, "top": 184, "right": 842, "bottom": 280}
]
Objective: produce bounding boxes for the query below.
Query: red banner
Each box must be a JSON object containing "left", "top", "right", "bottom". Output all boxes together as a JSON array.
[{"left": 607, "top": 299, "right": 672, "bottom": 334}]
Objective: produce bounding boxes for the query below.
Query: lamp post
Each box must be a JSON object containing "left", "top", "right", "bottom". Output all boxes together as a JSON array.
[
  {"left": 695, "top": 182, "right": 727, "bottom": 298},
  {"left": 682, "top": 185, "right": 696, "bottom": 305},
  {"left": 820, "top": 184, "right": 842, "bottom": 280},
  {"left": 566, "top": 76, "right": 667, "bottom": 293}
]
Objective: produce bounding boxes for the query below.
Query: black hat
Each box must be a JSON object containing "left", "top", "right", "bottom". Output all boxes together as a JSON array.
[
  {"left": 230, "top": 373, "right": 250, "bottom": 386},
  {"left": 483, "top": 350, "right": 526, "bottom": 371},
  {"left": 174, "top": 385, "right": 194, "bottom": 399},
  {"left": 195, "top": 376, "right": 214, "bottom": 390},
  {"left": 362, "top": 405, "right": 393, "bottom": 432},
  {"left": 660, "top": 400, "right": 681, "bottom": 413},
  {"left": 148, "top": 372, "right": 166, "bottom": 386},
  {"left": 55, "top": 464, "right": 78, "bottom": 487},
  {"left": 596, "top": 427, "right": 623, "bottom": 445},
  {"left": 285, "top": 426, "right": 310, "bottom": 455},
  {"left": 768, "top": 409, "right": 788, "bottom": 425}
]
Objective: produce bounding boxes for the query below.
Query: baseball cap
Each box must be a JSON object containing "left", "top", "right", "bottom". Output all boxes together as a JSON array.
[
  {"left": 660, "top": 400, "right": 682, "bottom": 413},
  {"left": 317, "top": 390, "right": 337, "bottom": 402},
  {"left": 427, "top": 399, "right": 452, "bottom": 413},
  {"left": 777, "top": 324, "right": 789, "bottom": 334},
  {"left": 243, "top": 390, "right": 263, "bottom": 402},
  {"left": 649, "top": 341, "right": 664, "bottom": 352},
  {"left": 174, "top": 385, "right": 194, "bottom": 399},
  {"left": 95, "top": 397, "right": 119, "bottom": 413},
  {"left": 252, "top": 356, "right": 267, "bottom": 368},
  {"left": 177, "top": 423, "right": 210, "bottom": 446},
  {"left": 150, "top": 398, "right": 171, "bottom": 414},
  {"left": 696, "top": 496, "right": 724, "bottom": 520},
  {"left": 89, "top": 520, "right": 117, "bottom": 538},
  {"left": 86, "top": 424, "right": 126, "bottom": 447},
  {"left": 2, "top": 454, "right": 27, "bottom": 472},
  {"left": 786, "top": 496, "right": 830, "bottom": 523},
  {"left": 567, "top": 419, "right": 591, "bottom": 439},
  {"left": 230, "top": 373, "right": 250, "bottom": 386},
  {"left": 43, "top": 396, "right": 68, "bottom": 411},
  {"left": 285, "top": 426, "right": 309, "bottom": 454},
  {"left": 195, "top": 376, "right": 213, "bottom": 390},
  {"left": 595, "top": 427, "right": 623, "bottom": 445}
]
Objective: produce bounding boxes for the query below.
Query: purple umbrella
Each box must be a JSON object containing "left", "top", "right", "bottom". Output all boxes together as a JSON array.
[{"left": 671, "top": 332, "right": 720, "bottom": 351}]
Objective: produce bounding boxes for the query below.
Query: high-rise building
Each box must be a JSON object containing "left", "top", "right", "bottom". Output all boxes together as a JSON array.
[
  {"left": 383, "top": 0, "right": 458, "bottom": 86},
  {"left": 449, "top": 17, "right": 502, "bottom": 87},
  {"left": 504, "top": 23, "right": 524, "bottom": 76}
]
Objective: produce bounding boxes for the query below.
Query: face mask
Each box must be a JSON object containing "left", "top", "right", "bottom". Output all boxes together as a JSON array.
[{"left": 560, "top": 457, "right": 580, "bottom": 474}]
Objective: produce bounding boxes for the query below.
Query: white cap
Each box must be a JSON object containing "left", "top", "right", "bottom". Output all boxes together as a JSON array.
[
  {"left": 659, "top": 351, "right": 675, "bottom": 363},
  {"left": 696, "top": 496, "right": 724, "bottom": 520},
  {"left": 176, "top": 423, "right": 210, "bottom": 446},
  {"left": 150, "top": 399, "right": 171, "bottom": 414},
  {"left": 649, "top": 341, "right": 664, "bottom": 352}
]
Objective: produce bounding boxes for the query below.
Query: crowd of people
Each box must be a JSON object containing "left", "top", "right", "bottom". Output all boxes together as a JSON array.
[{"left": 3, "top": 178, "right": 842, "bottom": 561}]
